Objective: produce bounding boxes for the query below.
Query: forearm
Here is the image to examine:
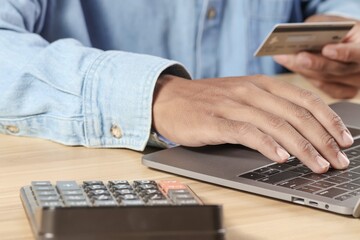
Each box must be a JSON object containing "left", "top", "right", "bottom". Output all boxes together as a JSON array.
[{"left": 0, "top": 1, "right": 190, "bottom": 150}]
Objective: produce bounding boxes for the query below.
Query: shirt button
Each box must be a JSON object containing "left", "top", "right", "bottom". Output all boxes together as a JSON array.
[
  {"left": 206, "top": 7, "right": 217, "bottom": 20},
  {"left": 110, "top": 124, "right": 122, "bottom": 139},
  {"left": 6, "top": 125, "right": 20, "bottom": 134}
]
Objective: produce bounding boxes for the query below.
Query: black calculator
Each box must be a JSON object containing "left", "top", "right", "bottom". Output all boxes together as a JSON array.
[{"left": 20, "top": 180, "right": 224, "bottom": 240}]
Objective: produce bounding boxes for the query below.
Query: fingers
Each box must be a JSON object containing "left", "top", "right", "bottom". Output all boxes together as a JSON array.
[
  {"left": 274, "top": 52, "right": 359, "bottom": 76},
  {"left": 273, "top": 44, "right": 360, "bottom": 94},
  {"left": 213, "top": 118, "right": 290, "bottom": 163},
  {"left": 254, "top": 76, "right": 354, "bottom": 150},
  {"left": 233, "top": 84, "right": 349, "bottom": 170},
  {"left": 323, "top": 42, "right": 360, "bottom": 64},
  {"left": 274, "top": 55, "right": 360, "bottom": 90},
  {"left": 216, "top": 105, "right": 330, "bottom": 173},
  {"left": 309, "top": 79, "right": 359, "bottom": 99}
]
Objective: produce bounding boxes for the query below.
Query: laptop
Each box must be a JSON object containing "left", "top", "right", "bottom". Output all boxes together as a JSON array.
[{"left": 142, "top": 102, "right": 360, "bottom": 217}]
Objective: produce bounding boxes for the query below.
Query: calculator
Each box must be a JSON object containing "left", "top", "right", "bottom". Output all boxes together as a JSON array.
[{"left": 20, "top": 180, "right": 224, "bottom": 240}]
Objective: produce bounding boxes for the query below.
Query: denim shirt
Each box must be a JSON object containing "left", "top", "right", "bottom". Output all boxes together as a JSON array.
[{"left": 0, "top": 0, "right": 360, "bottom": 150}]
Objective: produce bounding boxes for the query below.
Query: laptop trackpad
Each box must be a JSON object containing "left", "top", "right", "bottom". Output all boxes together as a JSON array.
[{"left": 149, "top": 144, "right": 273, "bottom": 179}]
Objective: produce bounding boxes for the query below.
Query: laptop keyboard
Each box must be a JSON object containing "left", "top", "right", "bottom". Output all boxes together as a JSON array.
[{"left": 239, "top": 144, "right": 360, "bottom": 201}]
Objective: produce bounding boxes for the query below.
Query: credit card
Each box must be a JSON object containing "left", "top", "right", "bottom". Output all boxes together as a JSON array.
[{"left": 254, "top": 22, "right": 355, "bottom": 56}]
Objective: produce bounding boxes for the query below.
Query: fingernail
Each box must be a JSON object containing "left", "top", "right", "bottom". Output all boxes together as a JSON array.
[
  {"left": 276, "top": 147, "right": 290, "bottom": 161},
  {"left": 316, "top": 155, "right": 330, "bottom": 170},
  {"left": 323, "top": 48, "right": 338, "bottom": 59},
  {"left": 337, "top": 151, "right": 350, "bottom": 168},
  {"left": 342, "top": 130, "right": 354, "bottom": 146}
]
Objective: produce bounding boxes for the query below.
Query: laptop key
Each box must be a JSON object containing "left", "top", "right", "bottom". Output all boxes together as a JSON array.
[
  {"left": 335, "top": 194, "right": 354, "bottom": 201},
  {"left": 258, "top": 171, "right": 301, "bottom": 184},
  {"left": 348, "top": 160, "right": 360, "bottom": 169},
  {"left": 310, "top": 181, "right": 335, "bottom": 189},
  {"left": 350, "top": 178, "right": 360, "bottom": 185},
  {"left": 337, "top": 183, "right": 360, "bottom": 191},
  {"left": 291, "top": 166, "right": 312, "bottom": 174},
  {"left": 337, "top": 171, "right": 360, "bottom": 180},
  {"left": 316, "top": 188, "right": 348, "bottom": 198},
  {"left": 350, "top": 166, "right": 360, "bottom": 174},
  {"left": 345, "top": 149, "right": 360, "bottom": 158},
  {"left": 325, "top": 176, "right": 348, "bottom": 184},
  {"left": 277, "top": 177, "right": 314, "bottom": 189},
  {"left": 350, "top": 190, "right": 360, "bottom": 196},
  {"left": 302, "top": 173, "right": 328, "bottom": 181},
  {"left": 285, "top": 158, "right": 301, "bottom": 166},
  {"left": 253, "top": 167, "right": 281, "bottom": 176},
  {"left": 322, "top": 168, "right": 342, "bottom": 177},
  {"left": 297, "top": 185, "right": 322, "bottom": 193},
  {"left": 268, "top": 163, "right": 293, "bottom": 171},
  {"left": 239, "top": 172, "right": 265, "bottom": 180},
  {"left": 253, "top": 167, "right": 272, "bottom": 174},
  {"left": 262, "top": 169, "right": 281, "bottom": 176}
]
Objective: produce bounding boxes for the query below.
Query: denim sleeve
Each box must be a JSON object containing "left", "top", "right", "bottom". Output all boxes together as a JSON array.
[
  {"left": 306, "top": 0, "right": 360, "bottom": 20},
  {"left": 0, "top": 0, "right": 190, "bottom": 150}
]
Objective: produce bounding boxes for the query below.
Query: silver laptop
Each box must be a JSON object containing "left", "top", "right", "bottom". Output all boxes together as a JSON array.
[{"left": 142, "top": 102, "right": 360, "bottom": 217}]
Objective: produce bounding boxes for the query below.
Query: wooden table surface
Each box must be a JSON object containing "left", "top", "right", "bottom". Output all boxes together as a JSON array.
[{"left": 1, "top": 74, "right": 360, "bottom": 240}]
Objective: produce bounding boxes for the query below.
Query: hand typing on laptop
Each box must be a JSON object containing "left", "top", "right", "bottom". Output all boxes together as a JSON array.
[
  {"left": 274, "top": 16, "right": 360, "bottom": 99},
  {"left": 153, "top": 74, "right": 354, "bottom": 174}
]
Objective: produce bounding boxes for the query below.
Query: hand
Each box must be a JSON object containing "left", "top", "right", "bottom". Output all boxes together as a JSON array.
[
  {"left": 274, "top": 17, "right": 360, "bottom": 99},
  {"left": 152, "top": 74, "right": 353, "bottom": 173}
]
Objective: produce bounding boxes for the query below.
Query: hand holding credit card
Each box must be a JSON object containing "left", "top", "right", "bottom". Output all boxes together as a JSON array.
[{"left": 254, "top": 22, "right": 355, "bottom": 56}]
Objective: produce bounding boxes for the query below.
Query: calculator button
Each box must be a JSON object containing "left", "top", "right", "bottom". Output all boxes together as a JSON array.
[
  {"left": 83, "top": 181, "right": 104, "bottom": 186},
  {"left": 39, "top": 201, "right": 63, "bottom": 207},
  {"left": 117, "top": 194, "right": 140, "bottom": 201},
  {"left": 110, "top": 184, "right": 132, "bottom": 191},
  {"left": 138, "top": 189, "right": 161, "bottom": 196},
  {"left": 56, "top": 181, "right": 80, "bottom": 191},
  {"left": 36, "top": 191, "right": 58, "bottom": 197},
  {"left": 108, "top": 180, "right": 129, "bottom": 186},
  {"left": 143, "top": 194, "right": 166, "bottom": 202},
  {"left": 93, "top": 200, "right": 118, "bottom": 206},
  {"left": 112, "top": 189, "right": 134, "bottom": 196},
  {"left": 133, "top": 180, "right": 156, "bottom": 187},
  {"left": 174, "top": 199, "right": 199, "bottom": 205},
  {"left": 63, "top": 195, "right": 87, "bottom": 201},
  {"left": 38, "top": 196, "right": 60, "bottom": 201},
  {"left": 135, "top": 184, "right": 158, "bottom": 191},
  {"left": 91, "top": 195, "right": 113, "bottom": 201},
  {"left": 61, "top": 190, "right": 84, "bottom": 196},
  {"left": 158, "top": 181, "right": 187, "bottom": 193},
  {"left": 167, "top": 189, "right": 190, "bottom": 196},
  {"left": 66, "top": 201, "right": 89, "bottom": 207},
  {"left": 87, "top": 189, "right": 111, "bottom": 197},
  {"left": 84, "top": 185, "right": 107, "bottom": 192},
  {"left": 170, "top": 193, "right": 194, "bottom": 200},
  {"left": 31, "top": 181, "right": 52, "bottom": 187},
  {"left": 121, "top": 199, "right": 144, "bottom": 206},
  {"left": 147, "top": 199, "right": 170, "bottom": 205},
  {"left": 33, "top": 186, "right": 55, "bottom": 191}
]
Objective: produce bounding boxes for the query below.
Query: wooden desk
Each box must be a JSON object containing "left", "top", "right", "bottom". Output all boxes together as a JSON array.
[{"left": 1, "top": 74, "right": 360, "bottom": 240}]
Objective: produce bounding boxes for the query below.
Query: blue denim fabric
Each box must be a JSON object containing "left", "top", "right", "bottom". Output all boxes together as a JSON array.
[{"left": 0, "top": 0, "right": 359, "bottom": 150}]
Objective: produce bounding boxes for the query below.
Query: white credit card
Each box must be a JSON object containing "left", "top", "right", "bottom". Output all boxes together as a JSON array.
[{"left": 254, "top": 22, "right": 355, "bottom": 56}]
